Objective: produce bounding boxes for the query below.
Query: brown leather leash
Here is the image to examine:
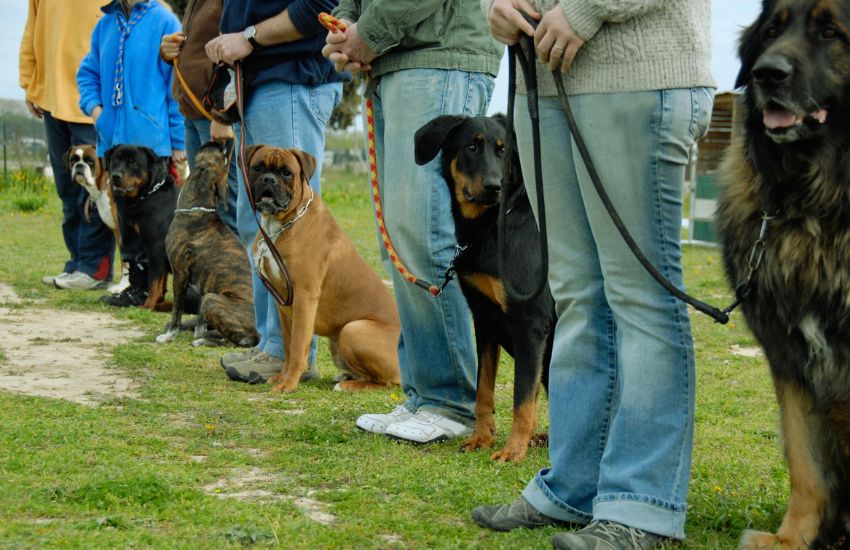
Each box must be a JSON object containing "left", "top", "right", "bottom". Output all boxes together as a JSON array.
[{"left": 234, "top": 62, "right": 295, "bottom": 307}]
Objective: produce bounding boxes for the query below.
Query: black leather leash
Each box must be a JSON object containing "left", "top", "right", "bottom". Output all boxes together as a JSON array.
[{"left": 503, "top": 17, "right": 741, "bottom": 324}]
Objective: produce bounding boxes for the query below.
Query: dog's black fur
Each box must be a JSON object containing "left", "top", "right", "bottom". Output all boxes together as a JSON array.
[
  {"left": 415, "top": 114, "right": 553, "bottom": 463},
  {"left": 717, "top": 1, "right": 850, "bottom": 547},
  {"left": 105, "top": 144, "right": 178, "bottom": 311}
]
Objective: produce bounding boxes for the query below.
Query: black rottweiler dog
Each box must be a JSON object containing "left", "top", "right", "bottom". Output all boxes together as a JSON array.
[
  {"left": 415, "top": 114, "right": 554, "bottom": 463},
  {"left": 105, "top": 144, "right": 178, "bottom": 311}
]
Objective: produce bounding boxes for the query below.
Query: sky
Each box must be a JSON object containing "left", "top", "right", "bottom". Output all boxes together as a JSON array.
[{"left": 1, "top": 1, "right": 761, "bottom": 106}]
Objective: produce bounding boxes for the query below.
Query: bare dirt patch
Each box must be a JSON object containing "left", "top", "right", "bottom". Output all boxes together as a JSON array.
[{"left": 0, "top": 283, "right": 144, "bottom": 406}]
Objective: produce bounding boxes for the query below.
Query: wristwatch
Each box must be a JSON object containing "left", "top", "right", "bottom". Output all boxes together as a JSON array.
[{"left": 243, "top": 25, "right": 263, "bottom": 51}]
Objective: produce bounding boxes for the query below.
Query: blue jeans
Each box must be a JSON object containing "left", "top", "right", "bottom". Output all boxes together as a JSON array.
[
  {"left": 372, "top": 69, "right": 494, "bottom": 424},
  {"left": 43, "top": 112, "right": 114, "bottom": 279},
  {"left": 516, "top": 88, "right": 713, "bottom": 539},
  {"left": 184, "top": 117, "right": 238, "bottom": 234},
  {"left": 234, "top": 81, "right": 342, "bottom": 361}
]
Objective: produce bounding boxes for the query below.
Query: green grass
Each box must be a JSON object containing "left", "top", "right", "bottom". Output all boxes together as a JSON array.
[{"left": 0, "top": 170, "right": 785, "bottom": 549}]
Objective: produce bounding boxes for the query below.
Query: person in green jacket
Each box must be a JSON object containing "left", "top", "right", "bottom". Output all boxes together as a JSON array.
[{"left": 322, "top": 1, "right": 502, "bottom": 444}]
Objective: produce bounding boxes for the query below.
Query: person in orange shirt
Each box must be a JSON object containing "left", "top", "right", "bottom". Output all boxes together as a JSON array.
[{"left": 19, "top": 0, "right": 116, "bottom": 291}]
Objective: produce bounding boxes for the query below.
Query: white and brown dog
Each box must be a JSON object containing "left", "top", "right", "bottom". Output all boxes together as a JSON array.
[{"left": 65, "top": 144, "right": 129, "bottom": 294}]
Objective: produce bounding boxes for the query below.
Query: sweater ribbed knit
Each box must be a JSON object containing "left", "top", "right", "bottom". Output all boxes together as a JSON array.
[{"left": 480, "top": 0, "right": 715, "bottom": 96}]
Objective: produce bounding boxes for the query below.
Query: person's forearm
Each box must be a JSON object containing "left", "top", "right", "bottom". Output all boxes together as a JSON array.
[{"left": 254, "top": 9, "right": 304, "bottom": 46}]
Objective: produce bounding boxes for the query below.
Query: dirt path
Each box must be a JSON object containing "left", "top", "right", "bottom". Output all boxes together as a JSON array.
[{"left": 0, "top": 283, "right": 143, "bottom": 405}]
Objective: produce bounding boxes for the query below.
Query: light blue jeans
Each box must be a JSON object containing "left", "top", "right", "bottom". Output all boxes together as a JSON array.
[
  {"left": 234, "top": 80, "right": 343, "bottom": 361},
  {"left": 184, "top": 117, "right": 239, "bottom": 234},
  {"left": 371, "top": 69, "right": 494, "bottom": 424},
  {"left": 516, "top": 88, "right": 713, "bottom": 539}
]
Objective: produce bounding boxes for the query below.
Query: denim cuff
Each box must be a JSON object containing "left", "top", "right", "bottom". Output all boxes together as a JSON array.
[
  {"left": 593, "top": 496, "right": 687, "bottom": 540},
  {"left": 522, "top": 469, "right": 593, "bottom": 525}
]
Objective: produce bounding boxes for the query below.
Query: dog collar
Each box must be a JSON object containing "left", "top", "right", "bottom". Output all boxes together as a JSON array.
[
  {"left": 174, "top": 206, "right": 217, "bottom": 214},
  {"left": 268, "top": 187, "right": 315, "bottom": 240},
  {"left": 137, "top": 178, "right": 168, "bottom": 201}
]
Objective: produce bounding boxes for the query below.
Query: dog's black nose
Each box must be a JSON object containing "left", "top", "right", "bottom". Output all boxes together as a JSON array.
[
  {"left": 752, "top": 54, "right": 792, "bottom": 87},
  {"left": 260, "top": 174, "right": 277, "bottom": 186},
  {"left": 483, "top": 179, "right": 501, "bottom": 192},
  {"left": 111, "top": 174, "right": 122, "bottom": 183}
]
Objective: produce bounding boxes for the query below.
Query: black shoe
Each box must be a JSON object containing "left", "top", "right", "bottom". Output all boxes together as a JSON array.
[
  {"left": 100, "top": 286, "right": 148, "bottom": 307},
  {"left": 471, "top": 496, "right": 572, "bottom": 532}
]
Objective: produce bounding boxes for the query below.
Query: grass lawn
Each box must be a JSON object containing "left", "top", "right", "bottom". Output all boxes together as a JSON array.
[{"left": 0, "top": 169, "right": 786, "bottom": 549}]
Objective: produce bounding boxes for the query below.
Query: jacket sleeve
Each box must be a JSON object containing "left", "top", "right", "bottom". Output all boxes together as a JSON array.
[
  {"left": 480, "top": 0, "right": 494, "bottom": 19},
  {"left": 77, "top": 23, "right": 103, "bottom": 116},
  {"left": 287, "top": 0, "right": 341, "bottom": 37},
  {"left": 559, "top": 0, "right": 667, "bottom": 41},
  {"left": 332, "top": 0, "right": 360, "bottom": 23},
  {"left": 18, "top": 0, "right": 38, "bottom": 92},
  {"left": 356, "top": 0, "right": 445, "bottom": 55},
  {"left": 160, "top": 16, "right": 186, "bottom": 151}
]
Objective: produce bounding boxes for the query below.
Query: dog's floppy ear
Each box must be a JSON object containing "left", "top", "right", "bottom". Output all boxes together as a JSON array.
[
  {"left": 294, "top": 150, "right": 317, "bottom": 182},
  {"left": 103, "top": 145, "right": 117, "bottom": 171},
  {"left": 414, "top": 115, "right": 468, "bottom": 165},
  {"left": 144, "top": 147, "right": 168, "bottom": 185},
  {"left": 243, "top": 144, "right": 265, "bottom": 169},
  {"left": 735, "top": 1, "right": 773, "bottom": 88}
]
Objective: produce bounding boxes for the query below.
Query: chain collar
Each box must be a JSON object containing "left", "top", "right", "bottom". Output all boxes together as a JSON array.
[
  {"left": 268, "top": 187, "right": 315, "bottom": 240},
  {"left": 174, "top": 206, "right": 217, "bottom": 214},
  {"left": 139, "top": 178, "right": 167, "bottom": 201}
]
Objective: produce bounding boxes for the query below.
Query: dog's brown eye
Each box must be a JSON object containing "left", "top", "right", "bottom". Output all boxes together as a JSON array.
[
  {"left": 467, "top": 143, "right": 478, "bottom": 153},
  {"left": 765, "top": 26, "right": 778, "bottom": 39},
  {"left": 821, "top": 27, "right": 837, "bottom": 39},
  {"left": 496, "top": 145, "right": 505, "bottom": 157}
]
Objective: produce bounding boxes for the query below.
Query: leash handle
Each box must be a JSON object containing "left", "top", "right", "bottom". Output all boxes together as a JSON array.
[{"left": 318, "top": 12, "right": 444, "bottom": 298}]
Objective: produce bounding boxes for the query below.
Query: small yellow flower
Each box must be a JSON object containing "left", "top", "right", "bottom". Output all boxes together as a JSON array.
[
  {"left": 390, "top": 393, "right": 400, "bottom": 402},
  {"left": 713, "top": 485, "right": 723, "bottom": 493},
  {"left": 204, "top": 423, "right": 216, "bottom": 433}
]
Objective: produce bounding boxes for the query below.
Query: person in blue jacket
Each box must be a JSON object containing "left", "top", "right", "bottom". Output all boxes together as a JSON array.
[
  {"left": 206, "top": 0, "right": 344, "bottom": 385},
  {"left": 77, "top": 0, "right": 186, "bottom": 307}
]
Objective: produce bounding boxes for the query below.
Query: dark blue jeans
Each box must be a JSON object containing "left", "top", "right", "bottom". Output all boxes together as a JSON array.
[{"left": 43, "top": 112, "right": 114, "bottom": 279}]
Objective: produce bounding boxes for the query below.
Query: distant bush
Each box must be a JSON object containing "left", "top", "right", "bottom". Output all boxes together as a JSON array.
[{"left": 3, "top": 168, "right": 51, "bottom": 212}]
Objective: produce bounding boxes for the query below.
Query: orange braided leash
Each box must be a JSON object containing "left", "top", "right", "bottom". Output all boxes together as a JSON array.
[{"left": 319, "top": 13, "right": 444, "bottom": 297}]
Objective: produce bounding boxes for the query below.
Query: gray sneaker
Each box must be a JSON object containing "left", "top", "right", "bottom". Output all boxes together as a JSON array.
[
  {"left": 221, "top": 349, "right": 319, "bottom": 384},
  {"left": 551, "top": 520, "right": 669, "bottom": 550},
  {"left": 472, "top": 496, "right": 571, "bottom": 532},
  {"left": 54, "top": 271, "right": 109, "bottom": 290}
]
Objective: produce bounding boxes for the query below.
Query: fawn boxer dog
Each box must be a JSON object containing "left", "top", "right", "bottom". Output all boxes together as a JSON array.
[
  {"left": 65, "top": 144, "right": 120, "bottom": 243},
  {"left": 245, "top": 144, "right": 401, "bottom": 393},
  {"left": 157, "top": 142, "right": 257, "bottom": 347}
]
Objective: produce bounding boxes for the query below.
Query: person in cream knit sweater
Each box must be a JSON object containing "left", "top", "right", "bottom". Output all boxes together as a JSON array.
[{"left": 472, "top": 1, "right": 714, "bottom": 548}]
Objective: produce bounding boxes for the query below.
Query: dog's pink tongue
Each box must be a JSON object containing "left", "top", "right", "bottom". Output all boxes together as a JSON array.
[
  {"left": 813, "top": 108, "right": 828, "bottom": 124},
  {"left": 763, "top": 107, "right": 797, "bottom": 129}
]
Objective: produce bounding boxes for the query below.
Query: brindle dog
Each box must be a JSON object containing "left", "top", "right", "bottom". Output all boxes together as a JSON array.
[
  {"left": 414, "top": 114, "right": 553, "bottom": 463},
  {"left": 717, "top": 1, "right": 850, "bottom": 547},
  {"left": 157, "top": 142, "right": 257, "bottom": 347},
  {"left": 246, "top": 145, "right": 401, "bottom": 393}
]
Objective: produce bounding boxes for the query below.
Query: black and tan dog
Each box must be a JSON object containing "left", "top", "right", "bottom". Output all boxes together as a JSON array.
[
  {"left": 157, "top": 142, "right": 257, "bottom": 347},
  {"left": 717, "top": 1, "right": 850, "bottom": 548},
  {"left": 245, "top": 144, "right": 401, "bottom": 393},
  {"left": 415, "top": 114, "right": 554, "bottom": 463},
  {"left": 105, "top": 144, "right": 178, "bottom": 311},
  {"left": 65, "top": 144, "right": 120, "bottom": 244}
]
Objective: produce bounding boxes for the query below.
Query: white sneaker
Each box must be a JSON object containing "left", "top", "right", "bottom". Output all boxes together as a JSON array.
[
  {"left": 384, "top": 410, "right": 473, "bottom": 444},
  {"left": 42, "top": 272, "right": 70, "bottom": 285},
  {"left": 356, "top": 405, "right": 414, "bottom": 434},
  {"left": 54, "top": 271, "right": 109, "bottom": 290}
]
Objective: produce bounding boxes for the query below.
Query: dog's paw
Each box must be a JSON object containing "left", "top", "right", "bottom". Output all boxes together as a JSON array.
[
  {"left": 739, "top": 530, "right": 783, "bottom": 550},
  {"left": 270, "top": 380, "right": 299, "bottom": 394},
  {"left": 459, "top": 432, "right": 495, "bottom": 453},
  {"left": 155, "top": 331, "right": 175, "bottom": 344},
  {"left": 491, "top": 445, "right": 528, "bottom": 463},
  {"left": 191, "top": 338, "right": 222, "bottom": 347}
]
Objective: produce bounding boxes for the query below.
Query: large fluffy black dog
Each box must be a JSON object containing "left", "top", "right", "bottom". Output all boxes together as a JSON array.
[
  {"left": 415, "top": 114, "right": 553, "bottom": 463},
  {"left": 716, "top": 1, "right": 850, "bottom": 548}
]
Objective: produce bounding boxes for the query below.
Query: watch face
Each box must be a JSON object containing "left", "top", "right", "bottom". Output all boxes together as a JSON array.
[{"left": 244, "top": 26, "right": 256, "bottom": 40}]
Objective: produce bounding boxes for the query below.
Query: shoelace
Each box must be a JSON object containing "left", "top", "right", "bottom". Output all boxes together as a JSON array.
[{"left": 585, "top": 521, "right": 653, "bottom": 548}]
